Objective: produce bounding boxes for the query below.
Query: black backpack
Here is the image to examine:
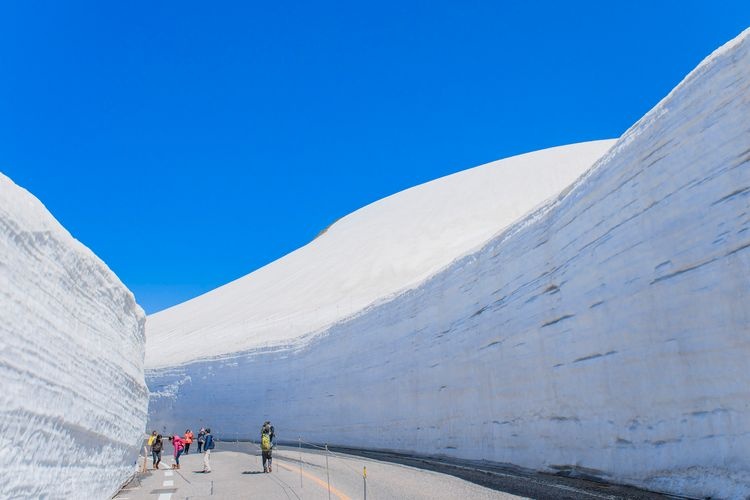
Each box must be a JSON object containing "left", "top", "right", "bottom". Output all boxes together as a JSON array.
[{"left": 152, "top": 439, "right": 163, "bottom": 453}]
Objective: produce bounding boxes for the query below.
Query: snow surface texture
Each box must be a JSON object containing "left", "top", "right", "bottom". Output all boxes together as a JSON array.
[
  {"left": 146, "top": 140, "right": 614, "bottom": 368},
  {"left": 0, "top": 174, "right": 148, "bottom": 499},
  {"left": 148, "top": 29, "right": 750, "bottom": 499}
]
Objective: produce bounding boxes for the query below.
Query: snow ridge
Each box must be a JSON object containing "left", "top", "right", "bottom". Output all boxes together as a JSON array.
[
  {"left": 148, "top": 28, "right": 750, "bottom": 499},
  {"left": 146, "top": 140, "right": 614, "bottom": 368},
  {"left": 0, "top": 174, "right": 148, "bottom": 499}
]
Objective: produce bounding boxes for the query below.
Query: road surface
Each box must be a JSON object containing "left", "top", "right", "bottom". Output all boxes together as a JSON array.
[
  {"left": 114, "top": 441, "right": 518, "bottom": 499},
  {"left": 115, "top": 441, "right": 676, "bottom": 499}
]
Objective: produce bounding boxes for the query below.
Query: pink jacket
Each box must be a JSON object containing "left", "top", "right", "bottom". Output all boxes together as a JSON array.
[{"left": 172, "top": 435, "right": 185, "bottom": 456}]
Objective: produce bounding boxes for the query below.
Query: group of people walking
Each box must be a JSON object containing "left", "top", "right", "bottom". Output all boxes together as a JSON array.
[
  {"left": 147, "top": 427, "right": 215, "bottom": 472},
  {"left": 146, "top": 421, "right": 275, "bottom": 474}
]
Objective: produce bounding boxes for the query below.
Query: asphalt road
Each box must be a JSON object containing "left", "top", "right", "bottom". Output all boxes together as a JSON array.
[
  {"left": 114, "top": 441, "right": 518, "bottom": 499},
  {"left": 114, "top": 441, "right": 681, "bottom": 500},
  {"left": 322, "top": 446, "right": 681, "bottom": 500}
]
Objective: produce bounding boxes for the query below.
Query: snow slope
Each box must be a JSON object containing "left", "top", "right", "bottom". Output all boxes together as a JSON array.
[
  {"left": 146, "top": 140, "right": 614, "bottom": 368},
  {"left": 0, "top": 174, "right": 148, "bottom": 499},
  {"left": 147, "top": 29, "right": 750, "bottom": 499}
]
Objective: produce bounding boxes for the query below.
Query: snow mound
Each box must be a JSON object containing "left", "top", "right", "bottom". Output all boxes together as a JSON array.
[
  {"left": 0, "top": 174, "right": 148, "bottom": 499},
  {"left": 148, "top": 28, "right": 750, "bottom": 499},
  {"left": 146, "top": 139, "right": 615, "bottom": 368}
]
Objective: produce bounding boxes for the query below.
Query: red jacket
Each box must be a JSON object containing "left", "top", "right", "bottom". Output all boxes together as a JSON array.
[
  {"left": 172, "top": 435, "right": 185, "bottom": 456},
  {"left": 184, "top": 431, "right": 194, "bottom": 444}
]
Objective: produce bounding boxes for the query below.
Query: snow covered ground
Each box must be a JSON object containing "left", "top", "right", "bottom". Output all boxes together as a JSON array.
[
  {"left": 147, "top": 29, "right": 750, "bottom": 499},
  {"left": 146, "top": 139, "right": 614, "bottom": 368},
  {"left": 0, "top": 174, "right": 148, "bottom": 499}
]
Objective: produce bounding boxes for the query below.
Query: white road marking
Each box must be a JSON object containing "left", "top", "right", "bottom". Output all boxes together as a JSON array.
[
  {"left": 164, "top": 470, "right": 173, "bottom": 477},
  {"left": 157, "top": 494, "right": 172, "bottom": 500},
  {"left": 163, "top": 480, "right": 174, "bottom": 487}
]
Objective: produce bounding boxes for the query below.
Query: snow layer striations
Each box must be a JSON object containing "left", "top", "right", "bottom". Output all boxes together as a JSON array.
[
  {"left": 147, "top": 29, "right": 750, "bottom": 499},
  {"left": 0, "top": 174, "right": 148, "bottom": 499},
  {"left": 145, "top": 140, "right": 614, "bottom": 368}
]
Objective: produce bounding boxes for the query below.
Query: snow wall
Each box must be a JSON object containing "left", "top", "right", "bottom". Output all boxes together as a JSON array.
[
  {"left": 0, "top": 174, "right": 148, "bottom": 499},
  {"left": 147, "top": 29, "right": 750, "bottom": 498}
]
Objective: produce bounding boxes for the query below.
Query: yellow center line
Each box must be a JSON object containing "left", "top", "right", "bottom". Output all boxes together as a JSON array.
[{"left": 275, "top": 459, "right": 352, "bottom": 500}]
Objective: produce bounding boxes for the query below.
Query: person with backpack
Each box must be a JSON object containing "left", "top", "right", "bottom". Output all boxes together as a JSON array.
[
  {"left": 183, "top": 429, "right": 194, "bottom": 454},
  {"left": 169, "top": 434, "right": 185, "bottom": 469},
  {"left": 151, "top": 434, "right": 163, "bottom": 470},
  {"left": 261, "top": 421, "right": 275, "bottom": 445},
  {"left": 260, "top": 424, "right": 273, "bottom": 473},
  {"left": 202, "top": 428, "right": 215, "bottom": 473},
  {"left": 197, "top": 428, "right": 206, "bottom": 453}
]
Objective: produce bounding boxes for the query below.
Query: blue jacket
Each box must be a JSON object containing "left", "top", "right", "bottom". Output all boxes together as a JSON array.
[{"left": 204, "top": 434, "right": 215, "bottom": 450}]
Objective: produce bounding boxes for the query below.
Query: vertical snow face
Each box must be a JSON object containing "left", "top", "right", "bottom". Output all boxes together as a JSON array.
[
  {"left": 0, "top": 174, "right": 148, "bottom": 499},
  {"left": 148, "top": 29, "right": 750, "bottom": 499}
]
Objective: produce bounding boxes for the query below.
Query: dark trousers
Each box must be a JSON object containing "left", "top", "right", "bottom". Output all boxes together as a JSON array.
[
  {"left": 262, "top": 450, "right": 272, "bottom": 471},
  {"left": 197, "top": 441, "right": 203, "bottom": 453},
  {"left": 152, "top": 451, "right": 161, "bottom": 466},
  {"left": 184, "top": 443, "right": 190, "bottom": 454}
]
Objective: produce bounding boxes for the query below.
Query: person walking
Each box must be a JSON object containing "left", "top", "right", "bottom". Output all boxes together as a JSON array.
[
  {"left": 146, "top": 430, "right": 157, "bottom": 469},
  {"left": 260, "top": 424, "right": 273, "bottom": 473},
  {"left": 151, "top": 434, "right": 163, "bottom": 470},
  {"left": 183, "top": 429, "right": 194, "bottom": 454},
  {"left": 202, "top": 428, "right": 215, "bottom": 473},
  {"left": 169, "top": 434, "right": 185, "bottom": 469},
  {"left": 197, "top": 428, "right": 206, "bottom": 454},
  {"left": 147, "top": 430, "right": 157, "bottom": 447},
  {"left": 261, "top": 421, "right": 275, "bottom": 445}
]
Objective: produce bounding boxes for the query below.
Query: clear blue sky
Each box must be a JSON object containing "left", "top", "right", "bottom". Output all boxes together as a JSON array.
[{"left": 2, "top": 1, "right": 748, "bottom": 314}]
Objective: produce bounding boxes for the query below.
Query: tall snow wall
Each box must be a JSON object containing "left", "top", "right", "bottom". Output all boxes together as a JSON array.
[
  {"left": 147, "top": 29, "right": 750, "bottom": 498},
  {"left": 0, "top": 174, "right": 148, "bottom": 499}
]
